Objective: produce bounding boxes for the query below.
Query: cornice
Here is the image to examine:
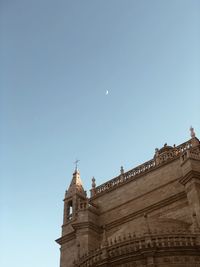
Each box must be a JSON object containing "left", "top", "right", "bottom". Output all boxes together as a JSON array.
[
  {"left": 56, "top": 223, "right": 101, "bottom": 245},
  {"left": 106, "top": 191, "right": 186, "bottom": 230},
  {"left": 179, "top": 170, "right": 200, "bottom": 186},
  {"left": 72, "top": 221, "right": 101, "bottom": 234},
  {"left": 55, "top": 231, "right": 76, "bottom": 245},
  {"left": 99, "top": 176, "right": 183, "bottom": 216},
  {"left": 181, "top": 157, "right": 200, "bottom": 166},
  {"left": 63, "top": 192, "right": 87, "bottom": 202}
]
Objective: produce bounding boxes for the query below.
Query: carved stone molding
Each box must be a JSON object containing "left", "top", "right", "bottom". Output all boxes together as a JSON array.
[
  {"left": 56, "top": 231, "right": 76, "bottom": 245},
  {"left": 179, "top": 170, "right": 200, "bottom": 187},
  {"left": 72, "top": 222, "right": 101, "bottom": 234},
  {"left": 106, "top": 192, "right": 186, "bottom": 231},
  {"left": 75, "top": 231, "right": 200, "bottom": 267}
]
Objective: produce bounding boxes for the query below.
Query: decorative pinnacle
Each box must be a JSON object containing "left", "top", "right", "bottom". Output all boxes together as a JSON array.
[
  {"left": 120, "top": 166, "right": 124, "bottom": 175},
  {"left": 190, "top": 126, "right": 196, "bottom": 138},
  {"left": 155, "top": 148, "right": 159, "bottom": 155},
  {"left": 74, "top": 159, "right": 80, "bottom": 171},
  {"left": 92, "top": 177, "right": 96, "bottom": 188}
]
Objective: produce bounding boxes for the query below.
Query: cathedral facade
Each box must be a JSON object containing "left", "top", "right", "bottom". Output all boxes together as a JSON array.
[{"left": 56, "top": 129, "right": 200, "bottom": 267}]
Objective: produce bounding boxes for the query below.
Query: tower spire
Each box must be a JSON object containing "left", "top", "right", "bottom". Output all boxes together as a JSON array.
[
  {"left": 190, "top": 126, "right": 196, "bottom": 138},
  {"left": 66, "top": 168, "right": 85, "bottom": 199},
  {"left": 74, "top": 159, "right": 80, "bottom": 172},
  {"left": 63, "top": 168, "right": 86, "bottom": 223}
]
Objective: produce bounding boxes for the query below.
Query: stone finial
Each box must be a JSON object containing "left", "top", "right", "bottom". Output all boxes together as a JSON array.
[
  {"left": 92, "top": 177, "right": 96, "bottom": 189},
  {"left": 154, "top": 148, "right": 160, "bottom": 165},
  {"left": 155, "top": 148, "right": 159, "bottom": 156},
  {"left": 120, "top": 166, "right": 124, "bottom": 175},
  {"left": 190, "top": 126, "right": 196, "bottom": 138}
]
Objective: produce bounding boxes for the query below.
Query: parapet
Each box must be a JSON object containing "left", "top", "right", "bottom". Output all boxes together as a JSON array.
[{"left": 90, "top": 137, "right": 200, "bottom": 198}]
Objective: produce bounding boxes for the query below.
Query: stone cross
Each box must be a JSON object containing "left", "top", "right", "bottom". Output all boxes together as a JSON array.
[{"left": 74, "top": 159, "right": 80, "bottom": 171}]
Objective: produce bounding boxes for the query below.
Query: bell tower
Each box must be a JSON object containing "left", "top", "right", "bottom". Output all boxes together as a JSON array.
[
  {"left": 56, "top": 167, "right": 87, "bottom": 267},
  {"left": 56, "top": 166, "right": 100, "bottom": 267},
  {"left": 63, "top": 168, "right": 86, "bottom": 226}
]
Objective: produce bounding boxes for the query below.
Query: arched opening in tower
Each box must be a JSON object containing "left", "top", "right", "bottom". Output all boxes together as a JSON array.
[{"left": 67, "top": 200, "right": 73, "bottom": 220}]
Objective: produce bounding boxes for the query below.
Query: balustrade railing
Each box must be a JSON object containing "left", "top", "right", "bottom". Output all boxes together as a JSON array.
[
  {"left": 78, "top": 200, "right": 99, "bottom": 213},
  {"left": 75, "top": 231, "right": 199, "bottom": 267},
  {"left": 93, "top": 139, "right": 199, "bottom": 197}
]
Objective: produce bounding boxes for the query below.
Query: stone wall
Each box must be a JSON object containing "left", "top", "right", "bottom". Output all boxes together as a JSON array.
[{"left": 56, "top": 137, "right": 200, "bottom": 267}]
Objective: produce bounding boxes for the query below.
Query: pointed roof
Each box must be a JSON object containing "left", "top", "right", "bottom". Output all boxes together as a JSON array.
[{"left": 65, "top": 170, "right": 86, "bottom": 199}]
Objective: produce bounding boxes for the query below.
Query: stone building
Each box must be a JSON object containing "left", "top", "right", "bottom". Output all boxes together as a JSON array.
[{"left": 56, "top": 128, "right": 200, "bottom": 267}]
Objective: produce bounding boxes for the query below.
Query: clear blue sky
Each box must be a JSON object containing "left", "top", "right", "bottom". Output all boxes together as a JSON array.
[{"left": 1, "top": 1, "right": 200, "bottom": 267}]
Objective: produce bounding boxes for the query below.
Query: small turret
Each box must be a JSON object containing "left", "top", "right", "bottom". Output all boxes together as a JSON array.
[{"left": 63, "top": 168, "right": 86, "bottom": 224}]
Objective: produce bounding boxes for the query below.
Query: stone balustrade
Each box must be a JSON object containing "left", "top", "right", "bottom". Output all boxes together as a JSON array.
[
  {"left": 92, "top": 140, "right": 199, "bottom": 197},
  {"left": 78, "top": 199, "right": 99, "bottom": 214},
  {"left": 95, "top": 158, "right": 156, "bottom": 195},
  {"left": 78, "top": 201, "right": 88, "bottom": 210},
  {"left": 190, "top": 149, "right": 200, "bottom": 160},
  {"left": 180, "top": 145, "right": 200, "bottom": 164},
  {"left": 75, "top": 231, "right": 199, "bottom": 267}
]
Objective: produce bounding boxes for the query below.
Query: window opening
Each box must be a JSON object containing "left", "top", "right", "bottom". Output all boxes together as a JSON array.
[{"left": 67, "top": 200, "right": 73, "bottom": 220}]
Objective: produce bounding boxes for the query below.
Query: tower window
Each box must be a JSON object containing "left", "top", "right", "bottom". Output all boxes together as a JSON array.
[{"left": 67, "top": 200, "right": 73, "bottom": 220}]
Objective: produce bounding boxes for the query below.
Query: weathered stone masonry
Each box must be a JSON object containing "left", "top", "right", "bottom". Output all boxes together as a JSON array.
[{"left": 56, "top": 129, "right": 200, "bottom": 267}]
